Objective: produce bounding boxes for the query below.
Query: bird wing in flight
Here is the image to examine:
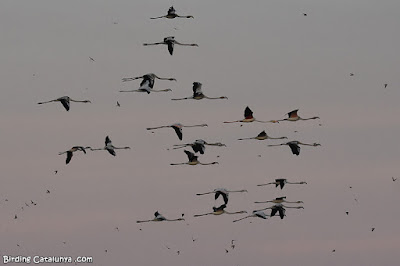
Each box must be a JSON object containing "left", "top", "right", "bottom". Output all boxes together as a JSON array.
[
  {"left": 66, "top": 151, "right": 73, "bottom": 164},
  {"left": 287, "top": 109, "right": 299, "bottom": 118},
  {"left": 244, "top": 106, "right": 253, "bottom": 119},
  {"left": 60, "top": 98, "right": 70, "bottom": 111},
  {"left": 106, "top": 147, "right": 116, "bottom": 156},
  {"left": 167, "top": 42, "right": 174, "bottom": 55},
  {"left": 184, "top": 150, "right": 196, "bottom": 161},
  {"left": 288, "top": 143, "right": 300, "bottom": 155},
  {"left": 105, "top": 136, "right": 112, "bottom": 146},
  {"left": 173, "top": 126, "right": 183, "bottom": 140},
  {"left": 258, "top": 131, "right": 267, "bottom": 138}
]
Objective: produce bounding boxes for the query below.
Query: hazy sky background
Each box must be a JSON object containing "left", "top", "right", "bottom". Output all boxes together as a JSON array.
[{"left": 1, "top": 0, "right": 400, "bottom": 265}]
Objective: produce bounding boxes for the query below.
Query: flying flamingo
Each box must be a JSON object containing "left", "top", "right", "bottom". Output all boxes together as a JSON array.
[
  {"left": 275, "top": 109, "right": 320, "bottom": 122},
  {"left": 171, "top": 82, "right": 228, "bottom": 100},
  {"left": 254, "top": 196, "right": 303, "bottom": 204},
  {"left": 91, "top": 136, "right": 130, "bottom": 156},
  {"left": 136, "top": 211, "right": 185, "bottom": 223},
  {"left": 257, "top": 178, "right": 307, "bottom": 189},
  {"left": 268, "top": 140, "right": 320, "bottom": 155},
  {"left": 224, "top": 106, "right": 278, "bottom": 124},
  {"left": 196, "top": 188, "right": 248, "bottom": 205},
  {"left": 59, "top": 146, "right": 91, "bottom": 164},
  {"left": 147, "top": 123, "right": 207, "bottom": 141},
  {"left": 232, "top": 210, "right": 269, "bottom": 222},
  {"left": 238, "top": 130, "right": 287, "bottom": 141},
  {"left": 173, "top": 139, "right": 226, "bottom": 154},
  {"left": 38, "top": 96, "right": 91, "bottom": 111},
  {"left": 256, "top": 203, "right": 304, "bottom": 219},
  {"left": 193, "top": 204, "right": 247, "bottom": 218},
  {"left": 170, "top": 150, "right": 218, "bottom": 166},
  {"left": 150, "top": 6, "right": 194, "bottom": 19},
  {"left": 143, "top": 36, "right": 198, "bottom": 55},
  {"left": 121, "top": 73, "right": 176, "bottom": 94}
]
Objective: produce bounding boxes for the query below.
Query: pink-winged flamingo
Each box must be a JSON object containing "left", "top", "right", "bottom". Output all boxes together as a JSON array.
[
  {"left": 150, "top": 6, "right": 194, "bottom": 19},
  {"left": 196, "top": 188, "right": 248, "bottom": 204},
  {"left": 38, "top": 96, "right": 91, "bottom": 111},
  {"left": 137, "top": 211, "right": 184, "bottom": 223},
  {"left": 268, "top": 140, "right": 320, "bottom": 155},
  {"left": 121, "top": 73, "right": 176, "bottom": 94},
  {"left": 224, "top": 106, "right": 278, "bottom": 124},
  {"left": 147, "top": 123, "right": 207, "bottom": 141},
  {"left": 59, "top": 146, "right": 91, "bottom": 164},
  {"left": 257, "top": 178, "right": 307, "bottom": 189},
  {"left": 170, "top": 150, "right": 218, "bottom": 166},
  {"left": 91, "top": 136, "right": 130, "bottom": 156},
  {"left": 193, "top": 204, "right": 246, "bottom": 218},
  {"left": 171, "top": 82, "right": 227, "bottom": 100},
  {"left": 173, "top": 139, "right": 226, "bottom": 154},
  {"left": 238, "top": 130, "right": 287, "bottom": 141},
  {"left": 143, "top": 36, "right": 198, "bottom": 55}
]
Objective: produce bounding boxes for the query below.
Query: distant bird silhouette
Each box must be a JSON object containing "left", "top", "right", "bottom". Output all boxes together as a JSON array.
[
  {"left": 173, "top": 139, "right": 226, "bottom": 154},
  {"left": 268, "top": 141, "right": 320, "bottom": 155},
  {"left": 350, "top": 73, "right": 354, "bottom": 76},
  {"left": 171, "top": 150, "right": 218, "bottom": 166},
  {"left": 257, "top": 178, "right": 307, "bottom": 189},
  {"left": 116, "top": 101, "right": 120, "bottom": 107},
  {"left": 224, "top": 106, "right": 278, "bottom": 123},
  {"left": 14, "top": 215, "right": 17, "bottom": 219},
  {"left": 238, "top": 130, "right": 287, "bottom": 141},
  {"left": 38, "top": 96, "right": 91, "bottom": 111},
  {"left": 89, "top": 57, "right": 95, "bottom": 62},
  {"left": 371, "top": 227, "right": 375, "bottom": 232},
  {"left": 59, "top": 146, "right": 91, "bottom": 164},
  {"left": 147, "top": 123, "right": 207, "bottom": 141},
  {"left": 392, "top": 177, "right": 397, "bottom": 182},
  {"left": 233, "top": 210, "right": 269, "bottom": 222},
  {"left": 194, "top": 204, "right": 246, "bottom": 217},
  {"left": 196, "top": 188, "right": 248, "bottom": 204},
  {"left": 275, "top": 109, "right": 320, "bottom": 122},
  {"left": 136, "top": 211, "right": 185, "bottom": 223},
  {"left": 46, "top": 190, "right": 50, "bottom": 194},
  {"left": 150, "top": 6, "right": 194, "bottom": 19},
  {"left": 384, "top": 83, "right": 388, "bottom": 88},
  {"left": 143, "top": 36, "right": 198, "bottom": 55},
  {"left": 254, "top": 196, "right": 303, "bottom": 204},
  {"left": 257, "top": 204, "right": 303, "bottom": 219},
  {"left": 171, "top": 82, "right": 228, "bottom": 100},
  {"left": 91, "top": 136, "right": 130, "bottom": 156},
  {"left": 121, "top": 73, "right": 176, "bottom": 94}
]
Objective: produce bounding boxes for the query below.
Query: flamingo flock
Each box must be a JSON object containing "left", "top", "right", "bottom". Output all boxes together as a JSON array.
[{"left": 21, "top": 3, "right": 346, "bottom": 263}]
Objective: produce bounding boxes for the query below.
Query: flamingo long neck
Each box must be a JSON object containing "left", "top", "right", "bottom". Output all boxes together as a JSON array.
[
  {"left": 70, "top": 99, "right": 89, "bottom": 103},
  {"left": 269, "top": 136, "right": 287, "bottom": 139},
  {"left": 166, "top": 218, "right": 184, "bottom": 222},
  {"left": 151, "top": 89, "right": 171, "bottom": 92},
  {"left": 196, "top": 192, "right": 214, "bottom": 196},
  {"left": 194, "top": 213, "right": 212, "bottom": 217},
  {"left": 206, "top": 142, "right": 225, "bottom": 146},
  {"left": 171, "top": 97, "right": 192, "bottom": 100},
  {"left": 147, "top": 126, "right": 169, "bottom": 130},
  {"left": 302, "top": 116, "right": 319, "bottom": 120},
  {"left": 184, "top": 124, "right": 207, "bottom": 128},
  {"left": 170, "top": 163, "right": 187, "bottom": 166},
  {"left": 204, "top": 95, "right": 227, "bottom": 100},
  {"left": 238, "top": 137, "right": 255, "bottom": 140},
  {"left": 199, "top": 162, "right": 218, "bottom": 165},
  {"left": 136, "top": 219, "right": 153, "bottom": 223}
]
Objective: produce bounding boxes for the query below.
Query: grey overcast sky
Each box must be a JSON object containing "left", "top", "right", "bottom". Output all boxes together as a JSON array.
[{"left": 1, "top": 0, "right": 400, "bottom": 265}]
